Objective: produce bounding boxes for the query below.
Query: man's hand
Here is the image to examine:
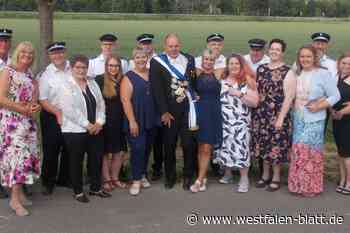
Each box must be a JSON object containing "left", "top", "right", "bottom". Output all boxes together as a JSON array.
[
  {"left": 55, "top": 110, "right": 63, "bottom": 125},
  {"left": 161, "top": 112, "right": 174, "bottom": 128}
]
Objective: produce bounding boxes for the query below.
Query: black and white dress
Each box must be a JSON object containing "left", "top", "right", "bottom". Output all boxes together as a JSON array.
[{"left": 213, "top": 79, "right": 251, "bottom": 168}]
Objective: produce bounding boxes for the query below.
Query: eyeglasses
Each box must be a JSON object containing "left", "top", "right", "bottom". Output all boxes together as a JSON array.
[
  {"left": 108, "top": 64, "right": 120, "bottom": 68},
  {"left": 73, "top": 65, "right": 88, "bottom": 70}
]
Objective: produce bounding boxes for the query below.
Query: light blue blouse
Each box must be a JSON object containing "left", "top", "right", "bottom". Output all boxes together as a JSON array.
[{"left": 298, "top": 68, "right": 340, "bottom": 123}]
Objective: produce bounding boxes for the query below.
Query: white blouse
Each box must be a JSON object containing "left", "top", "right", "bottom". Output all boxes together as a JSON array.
[{"left": 59, "top": 75, "right": 106, "bottom": 133}]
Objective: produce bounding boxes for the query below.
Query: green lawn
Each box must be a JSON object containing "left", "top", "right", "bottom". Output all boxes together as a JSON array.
[
  {"left": 3, "top": 18, "right": 349, "bottom": 63},
  {"left": 3, "top": 18, "right": 344, "bottom": 180}
]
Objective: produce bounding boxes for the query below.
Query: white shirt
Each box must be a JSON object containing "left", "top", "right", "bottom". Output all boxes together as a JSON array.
[
  {"left": 320, "top": 55, "right": 337, "bottom": 80},
  {"left": 59, "top": 75, "right": 106, "bottom": 133},
  {"left": 128, "top": 52, "right": 157, "bottom": 70},
  {"left": 244, "top": 54, "right": 271, "bottom": 73},
  {"left": 87, "top": 54, "right": 129, "bottom": 78},
  {"left": 195, "top": 54, "right": 226, "bottom": 70},
  {"left": 167, "top": 53, "right": 188, "bottom": 75},
  {"left": 0, "top": 55, "right": 11, "bottom": 71},
  {"left": 38, "top": 61, "right": 71, "bottom": 108}
]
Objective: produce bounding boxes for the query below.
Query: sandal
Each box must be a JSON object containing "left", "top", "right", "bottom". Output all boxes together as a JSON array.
[
  {"left": 340, "top": 186, "right": 350, "bottom": 195},
  {"left": 10, "top": 202, "right": 29, "bottom": 217},
  {"left": 111, "top": 179, "right": 128, "bottom": 189},
  {"left": 266, "top": 181, "right": 280, "bottom": 192},
  {"left": 255, "top": 178, "right": 271, "bottom": 188},
  {"left": 102, "top": 180, "right": 114, "bottom": 192},
  {"left": 336, "top": 185, "right": 344, "bottom": 193}
]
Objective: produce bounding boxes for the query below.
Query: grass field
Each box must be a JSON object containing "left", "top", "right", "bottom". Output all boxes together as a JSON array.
[
  {"left": 2, "top": 18, "right": 345, "bottom": 180},
  {"left": 2, "top": 18, "right": 349, "bottom": 63}
]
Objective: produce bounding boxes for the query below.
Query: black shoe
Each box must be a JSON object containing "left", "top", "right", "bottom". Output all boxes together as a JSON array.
[
  {"left": 0, "top": 185, "right": 8, "bottom": 199},
  {"left": 89, "top": 190, "right": 112, "bottom": 198},
  {"left": 182, "top": 178, "right": 192, "bottom": 191},
  {"left": 151, "top": 172, "right": 162, "bottom": 181},
  {"left": 42, "top": 185, "right": 54, "bottom": 196},
  {"left": 74, "top": 193, "right": 90, "bottom": 203},
  {"left": 56, "top": 181, "right": 72, "bottom": 188}
]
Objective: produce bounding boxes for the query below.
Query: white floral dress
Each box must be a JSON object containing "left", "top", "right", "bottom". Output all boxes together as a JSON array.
[
  {"left": 0, "top": 66, "right": 40, "bottom": 187},
  {"left": 213, "top": 79, "right": 251, "bottom": 168}
]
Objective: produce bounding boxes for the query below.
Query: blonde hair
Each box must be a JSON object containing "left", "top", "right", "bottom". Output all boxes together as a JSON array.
[
  {"left": 132, "top": 47, "right": 147, "bottom": 59},
  {"left": 295, "top": 44, "right": 322, "bottom": 75},
  {"left": 11, "top": 41, "right": 35, "bottom": 68},
  {"left": 103, "top": 55, "right": 123, "bottom": 98},
  {"left": 202, "top": 49, "right": 215, "bottom": 59},
  {"left": 337, "top": 52, "right": 350, "bottom": 78}
]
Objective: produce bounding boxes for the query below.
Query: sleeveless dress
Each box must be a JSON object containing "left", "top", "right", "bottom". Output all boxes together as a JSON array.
[
  {"left": 0, "top": 66, "right": 40, "bottom": 187},
  {"left": 251, "top": 64, "right": 292, "bottom": 164},
  {"left": 332, "top": 76, "right": 350, "bottom": 157},
  {"left": 95, "top": 75, "right": 127, "bottom": 154},
  {"left": 213, "top": 79, "right": 251, "bottom": 169},
  {"left": 196, "top": 73, "right": 222, "bottom": 145},
  {"left": 124, "top": 71, "right": 158, "bottom": 133}
]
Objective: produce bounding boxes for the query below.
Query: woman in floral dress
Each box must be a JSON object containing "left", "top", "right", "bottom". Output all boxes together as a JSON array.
[
  {"left": 0, "top": 42, "right": 40, "bottom": 216},
  {"left": 213, "top": 54, "right": 259, "bottom": 193},
  {"left": 251, "top": 39, "right": 295, "bottom": 192},
  {"left": 288, "top": 45, "right": 340, "bottom": 197}
]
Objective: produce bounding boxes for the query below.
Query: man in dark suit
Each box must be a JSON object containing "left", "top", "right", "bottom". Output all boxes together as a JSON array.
[{"left": 150, "top": 33, "right": 197, "bottom": 190}]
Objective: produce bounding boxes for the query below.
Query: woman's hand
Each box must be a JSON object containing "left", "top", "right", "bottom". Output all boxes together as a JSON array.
[
  {"left": 29, "top": 102, "right": 41, "bottom": 114},
  {"left": 94, "top": 123, "right": 103, "bottom": 135},
  {"left": 332, "top": 110, "right": 344, "bottom": 120},
  {"left": 274, "top": 117, "right": 284, "bottom": 130},
  {"left": 87, "top": 123, "right": 97, "bottom": 135},
  {"left": 228, "top": 87, "right": 242, "bottom": 97},
  {"left": 306, "top": 100, "right": 320, "bottom": 113},
  {"left": 129, "top": 120, "right": 139, "bottom": 137},
  {"left": 18, "top": 102, "right": 31, "bottom": 116}
]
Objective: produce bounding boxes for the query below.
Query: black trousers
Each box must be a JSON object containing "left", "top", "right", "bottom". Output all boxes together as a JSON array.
[
  {"left": 63, "top": 132, "right": 104, "bottom": 195},
  {"left": 152, "top": 126, "right": 163, "bottom": 175},
  {"left": 162, "top": 109, "right": 197, "bottom": 183},
  {"left": 40, "top": 110, "right": 70, "bottom": 188}
]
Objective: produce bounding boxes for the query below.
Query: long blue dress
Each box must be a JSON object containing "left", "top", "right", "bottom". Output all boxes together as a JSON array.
[{"left": 196, "top": 73, "right": 222, "bottom": 145}]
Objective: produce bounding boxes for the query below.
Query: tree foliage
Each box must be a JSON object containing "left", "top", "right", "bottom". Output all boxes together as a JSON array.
[{"left": 0, "top": 0, "right": 349, "bottom": 17}]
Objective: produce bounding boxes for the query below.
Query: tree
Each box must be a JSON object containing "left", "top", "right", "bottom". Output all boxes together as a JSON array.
[
  {"left": 158, "top": 0, "right": 170, "bottom": 13},
  {"left": 38, "top": 0, "right": 56, "bottom": 71},
  {"left": 306, "top": 0, "right": 316, "bottom": 16},
  {"left": 144, "top": 0, "right": 153, "bottom": 13}
]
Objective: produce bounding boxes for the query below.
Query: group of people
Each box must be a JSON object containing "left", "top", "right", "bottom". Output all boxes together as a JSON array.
[{"left": 1, "top": 27, "right": 350, "bottom": 217}]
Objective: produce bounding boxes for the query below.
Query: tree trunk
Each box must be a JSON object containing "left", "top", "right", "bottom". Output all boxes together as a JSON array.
[{"left": 38, "top": 0, "right": 56, "bottom": 72}]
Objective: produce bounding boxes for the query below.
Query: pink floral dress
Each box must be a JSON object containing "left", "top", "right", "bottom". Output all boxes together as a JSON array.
[{"left": 0, "top": 66, "right": 40, "bottom": 187}]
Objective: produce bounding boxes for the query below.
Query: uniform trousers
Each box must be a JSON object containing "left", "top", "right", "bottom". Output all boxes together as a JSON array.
[
  {"left": 40, "top": 110, "right": 70, "bottom": 188},
  {"left": 162, "top": 107, "right": 197, "bottom": 183}
]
